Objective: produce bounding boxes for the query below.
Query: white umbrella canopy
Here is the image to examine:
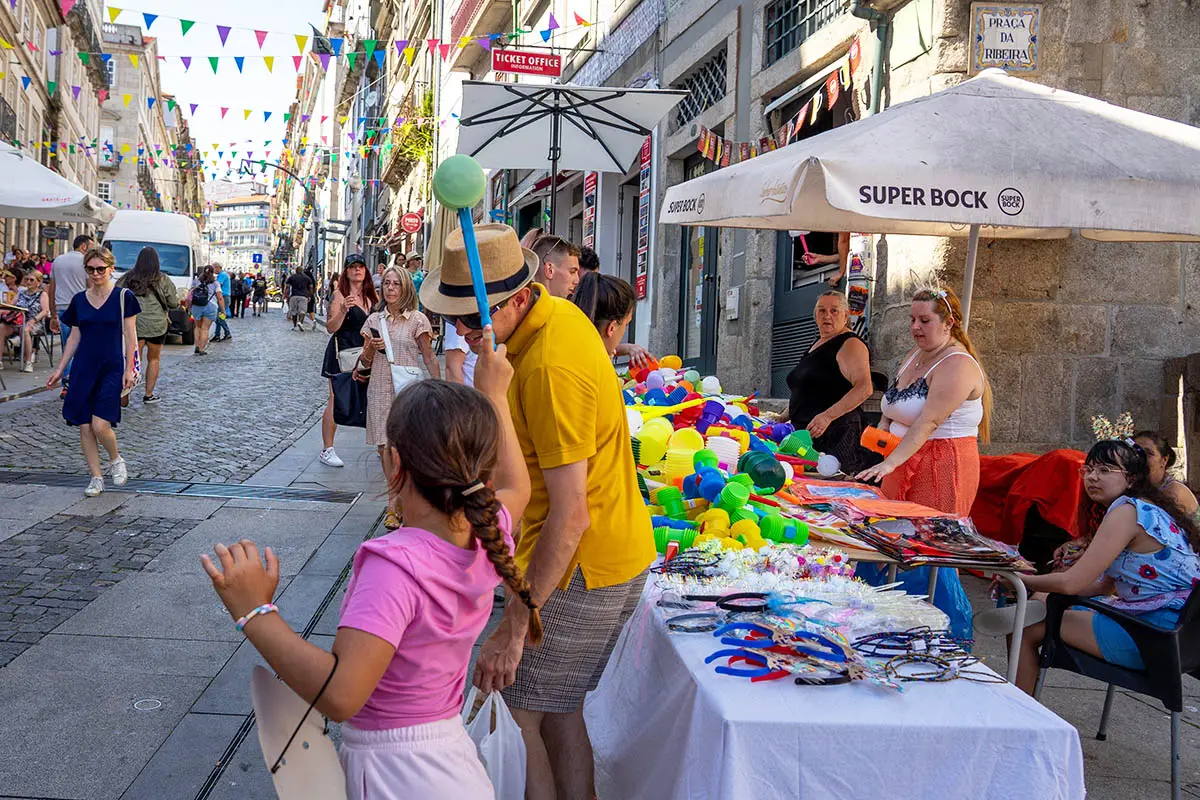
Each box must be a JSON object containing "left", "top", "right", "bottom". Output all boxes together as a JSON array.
[{"left": 0, "top": 140, "right": 116, "bottom": 224}]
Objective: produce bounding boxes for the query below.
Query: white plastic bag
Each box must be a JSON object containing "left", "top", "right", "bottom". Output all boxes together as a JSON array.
[{"left": 462, "top": 687, "right": 526, "bottom": 800}]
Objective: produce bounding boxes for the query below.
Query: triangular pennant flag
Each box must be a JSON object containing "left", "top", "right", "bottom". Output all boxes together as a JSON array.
[
  {"left": 346, "top": 52, "right": 357, "bottom": 70},
  {"left": 78, "top": 52, "right": 89, "bottom": 65},
  {"left": 458, "top": 35, "right": 471, "bottom": 48},
  {"left": 373, "top": 50, "right": 385, "bottom": 68},
  {"left": 107, "top": 6, "right": 121, "bottom": 23},
  {"left": 264, "top": 111, "right": 272, "bottom": 122},
  {"left": 427, "top": 38, "right": 439, "bottom": 52},
  {"left": 47, "top": 80, "right": 56, "bottom": 95},
  {"left": 479, "top": 36, "right": 492, "bottom": 51},
  {"left": 403, "top": 46, "right": 415, "bottom": 66},
  {"left": 0, "top": 38, "right": 10, "bottom": 49},
  {"left": 147, "top": 96, "right": 155, "bottom": 110},
  {"left": 318, "top": 53, "right": 330, "bottom": 71},
  {"left": 71, "top": 85, "right": 81, "bottom": 100},
  {"left": 99, "top": 53, "right": 110, "bottom": 62},
  {"left": 217, "top": 25, "right": 231, "bottom": 46},
  {"left": 189, "top": 103, "right": 198, "bottom": 114},
  {"left": 329, "top": 37, "right": 343, "bottom": 56},
  {"left": 220, "top": 107, "right": 229, "bottom": 118},
  {"left": 395, "top": 39, "right": 408, "bottom": 54},
  {"left": 263, "top": 56, "right": 274, "bottom": 72},
  {"left": 548, "top": 12, "right": 560, "bottom": 29},
  {"left": 234, "top": 56, "right": 245, "bottom": 72},
  {"left": 167, "top": 98, "right": 176, "bottom": 112},
  {"left": 180, "top": 19, "right": 195, "bottom": 36},
  {"left": 244, "top": 109, "right": 252, "bottom": 120},
  {"left": 208, "top": 56, "right": 219, "bottom": 74},
  {"left": 128, "top": 53, "right": 139, "bottom": 69},
  {"left": 295, "top": 34, "right": 308, "bottom": 53},
  {"left": 98, "top": 89, "right": 108, "bottom": 102},
  {"left": 255, "top": 30, "right": 268, "bottom": 49},
  {"left": 142, "top": 12, "right": 156, "bottom": 28},
  {"left": 180, "top": 56, "right": 191, "bottom": 71},
  {"left": 121, "top": 92, "right": 131, "bottom": 106},
  {"left": 363, "top": 39, "right": 377, "bottom": 60},
  {"left": 292, "top": 55, "right": 303, "bottom": 71},
  {"left": 283, "top": 114, "right": 291, "bottom": 122},
  {"left": 439, "top": 43, "right": 451, "bottom": 60},
  {"left": 320, "top": 115, "right": 328, "bottom": 124},
  {"left": 540, "top": 27, "right": 552, "bottom": 42},
  {"left": 574, "top": 12, "right": 591, "bottom": 26},
  {"left": 59, "top": 0, "right": 75, "bottom": 16}
]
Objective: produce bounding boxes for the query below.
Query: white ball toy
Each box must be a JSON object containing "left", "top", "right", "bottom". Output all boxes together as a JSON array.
[
  {"left": 817, "top": 454, "right": 841, "bottom": 477},
  {"left": 700, "top": 376, "right": 722, "bottom": 394},
  {"left": 625, "top": 407, "right": 644, "bottom": 436}
]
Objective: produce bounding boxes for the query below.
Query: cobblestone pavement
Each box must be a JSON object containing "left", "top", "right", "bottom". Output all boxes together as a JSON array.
[
  {"left": 0, "top": 511, "right": 199, "bottom": 667},
  {"left": 0, "top": 311, "right": 331, "bottom": 482}
]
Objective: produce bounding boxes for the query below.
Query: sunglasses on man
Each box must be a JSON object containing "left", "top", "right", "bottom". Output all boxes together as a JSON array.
[{"left": 444, "top": 299, "right": 509, "bottom": 330}]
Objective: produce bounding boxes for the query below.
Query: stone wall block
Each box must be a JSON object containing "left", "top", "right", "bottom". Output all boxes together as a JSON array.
[
  {"left": 975, "top": 238, "right": 1065, "bottom": 301},
  {"left": 933, "top": 35, "right": 968, "bottom": 74},
  {"left": 965, "top": 299, "right": 996, "bottom": 354},
  {"left": 1110, "top": 305, "right": 1191, "bottom": 359},
  {"left": 1105, "top": 47, "right": 1166, "bottom": 96},
  {"left": 994, "top": 303, "right": 1108, "bottom": 355},
  {"left": 1072, "top": 358, "right": 1120, "bottom": 442},
  {"left": 1139, "top": 2, "right": 1200, "bottom": 53},
  {"left": 938, "top": 0, "right": 971, "bottom": 39},
  {"left": 985, "top": 352, "right": 1022, "bottom": 443},
  {"left": 1120, "top": 359, "right": 1165, "bottom": 432},
  {"left": 1018, "top": 356, "right": 1069, "bottom": 443},
  {"left": 1055, "top": 239, "right": 1181, "bottom": 306},
  {"left": 1065, "top": 0, "right": 1131, "bottom": 44}
]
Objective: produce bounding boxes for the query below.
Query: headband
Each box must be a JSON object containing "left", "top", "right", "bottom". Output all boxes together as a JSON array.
[
  {"left": 921, "top": 287, "right": 957, "bottom": 322},
  {"left": 1090, "top": 412, "right": 1135, "bottom": 445}
]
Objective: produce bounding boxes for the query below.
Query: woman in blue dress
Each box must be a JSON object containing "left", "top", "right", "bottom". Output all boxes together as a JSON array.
[
  {"left": 1008, "top": 438, "right": 1200, "bottom": 694},
  {"left": 47, "top": 248, "right": 140, "bottom": 497}
]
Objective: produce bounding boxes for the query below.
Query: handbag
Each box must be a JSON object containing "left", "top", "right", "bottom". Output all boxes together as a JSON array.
[
  {"left": 378, "top": 314, "right": 422, "bottom": 398},
  {"left": 334, "top": 337, "right": 363, "bottom": 373},
  {"left": 118, "top": 288, "right": 143, "bottom": 398},
  {"left": 330, "top": 370, "right": 367, "bottom": 428}
]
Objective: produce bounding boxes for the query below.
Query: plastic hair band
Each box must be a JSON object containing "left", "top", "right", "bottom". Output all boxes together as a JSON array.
[
  {"left": 665, "top": 612, "right": 722, "bottom": 633},
  {"left": 715, "top": 592, "right": 770, "bottom": 613}
]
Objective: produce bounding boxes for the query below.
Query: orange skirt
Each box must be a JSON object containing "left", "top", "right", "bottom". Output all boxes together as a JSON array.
[{"left": 882, "top": 437, "right": 980, "bottom": 517}]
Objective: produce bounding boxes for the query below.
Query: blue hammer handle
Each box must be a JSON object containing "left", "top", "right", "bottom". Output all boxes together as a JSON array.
[{"left": 457, "top": 207, "right": 496, "bottom": 350}]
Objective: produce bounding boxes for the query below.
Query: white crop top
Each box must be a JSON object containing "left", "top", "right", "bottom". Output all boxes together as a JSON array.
[{"left": 880, "top": 351, "right": 984, "bottom": 440}]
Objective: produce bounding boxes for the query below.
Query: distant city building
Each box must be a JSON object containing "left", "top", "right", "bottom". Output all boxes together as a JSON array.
[
  {"left": 208, "top": 195, "right": 272, "bottom": 274},
  {"left": 205, "top": 180, "right": 268, "bottom": 205}
]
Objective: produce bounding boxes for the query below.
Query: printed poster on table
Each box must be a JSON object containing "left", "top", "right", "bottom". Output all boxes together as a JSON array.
[
  {"left": 582, "top": 172, "right": 598, "bottom": 249},
  {"left": 635, "top": 136, "right": 651, "bottom": 299}
]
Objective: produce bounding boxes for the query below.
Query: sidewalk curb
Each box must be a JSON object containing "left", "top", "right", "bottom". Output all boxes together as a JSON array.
[{"left": 0, "top": 384, "right": 50, "bottom": 404}]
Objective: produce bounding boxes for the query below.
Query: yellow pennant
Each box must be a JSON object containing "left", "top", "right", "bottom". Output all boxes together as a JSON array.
[
  {"left": 295, "top": 35, "right": 309, "bottom": 54},
  {"left": 122, "top": 93, "right": 132, "bottom": 107},
  {"left": 403, "top": 46, "right": 415, "bottom": 66},
  {"left": 107, "top": 6, "right": 122, "bottom": 23},
  {"left": 129, "top": 54, "right": 139, "bottom": 69},
  {"left": 0, "top": 38, "right": 12, "bottom": 49},
  {"left": 459, "top": 36, "right": 471, "bottom": 49},
  {"left": 337, "top": 115, "right": 348, "bottom": 125},
  {"left": 263, "top": 56, "right": 274, "bottom": 72},
  {"left": 121, "top": 143, "right": 130, "bottom": 152},
  {"left": 244, "top": 109, "right": 252, "bottom": 120}
]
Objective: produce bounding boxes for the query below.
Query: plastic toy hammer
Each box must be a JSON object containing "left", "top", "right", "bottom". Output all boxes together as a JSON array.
[{"left": 431, "top": 154, "right": 494, "bottom": 347}]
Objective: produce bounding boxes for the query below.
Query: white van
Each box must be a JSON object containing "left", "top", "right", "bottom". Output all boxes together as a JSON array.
[{"left": 102, "top": 210, "right": 204, "bottom": 345}]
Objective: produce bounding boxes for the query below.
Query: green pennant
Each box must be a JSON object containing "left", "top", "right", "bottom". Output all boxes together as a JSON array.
[
  {"left": 167, "top": 99, "right": 176, "bottom": 112},
  {"left": 180, "top": 19, "right": 195, "bottom": 36},
  {"left": 69, "top": 145, "right": 75, "bottom": 154},
  {"left": 346, "top": 52, "right": 358, "bottom": 70},
  {"left": 78, "top": 52, "right": 89, "bottom": 65},
  {"left": 283, "top": 114, "right": 291, "bottom": 122},
  {"left": 208, "top": 57, "right": 219, "bottom": 74},
  {"left": 47, "top": 80, "right": 57, "bottom": 95},
  {"left": 363, "top": 39, "right": 377, "bottom": 60}
]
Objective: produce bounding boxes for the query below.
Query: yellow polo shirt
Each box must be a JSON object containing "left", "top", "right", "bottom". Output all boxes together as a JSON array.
[{"left": 507, "top": 285, "right": 654, "bottom": 590}]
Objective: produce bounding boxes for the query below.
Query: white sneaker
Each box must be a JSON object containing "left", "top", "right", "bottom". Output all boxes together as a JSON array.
[
  {"left": 111, "top": 457, "right": 128, "bottom": 486},
  {"left": 85, "top": 476, "right": 105, "bottom": 497},
  {"left": 20, "top": 362, "right": 33, "bottom": 373},
  {"left": 319, "top": 447, "right": 344, "bottom": 467}
]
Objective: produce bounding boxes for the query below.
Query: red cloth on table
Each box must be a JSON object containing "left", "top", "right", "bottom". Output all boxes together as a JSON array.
[{"left": 970, "top": 449, "right": 1086, "bottom": 545}]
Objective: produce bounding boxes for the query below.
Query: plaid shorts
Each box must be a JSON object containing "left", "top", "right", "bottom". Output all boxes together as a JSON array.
[{"left": 502, "top": 567, "right": 648, "bottom": 714}]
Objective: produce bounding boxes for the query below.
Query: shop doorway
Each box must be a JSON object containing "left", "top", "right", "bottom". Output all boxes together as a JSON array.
[
  {"left": 680, "top": 154, "right": 719, "bottom": 374},
  {"left": 768, "top": 72, "right": 856, "bottom": 395}
]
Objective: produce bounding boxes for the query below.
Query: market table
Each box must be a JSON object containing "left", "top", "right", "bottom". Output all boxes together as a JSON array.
[{"left": 585, "top": 588, "right": 1085, "bottom": 800}]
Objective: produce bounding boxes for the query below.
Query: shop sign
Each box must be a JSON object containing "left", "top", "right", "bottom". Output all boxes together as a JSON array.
[
  {"left": 970, "top": 3, "right": 1041, "bottom": 74},
  {"left": 492, "top": 49, "right": 563, "bottom": 78},
  {"left": 401, "top": 212, "right": 423, "bottom": 234},
  {"left": 582, "top": 172, "right": 598, "bottom": 250},
  {"left": 635, "top": 137, "right": 652, "bottom": 299}
]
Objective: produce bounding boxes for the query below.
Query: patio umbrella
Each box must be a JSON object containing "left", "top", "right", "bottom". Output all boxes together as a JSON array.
[
  {"left": 659, "top": 69, "right": 1200, "bottom": 327},
  {"left": 0, "top": 140, "right": 116, "bottom": 224},
  {"left": 457, "top": 81, "right": 686, "bottom": 233}
]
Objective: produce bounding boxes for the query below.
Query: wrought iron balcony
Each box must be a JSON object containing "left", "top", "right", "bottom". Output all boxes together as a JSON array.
[{"left": 764, "top": 0, "right": 843, "bottom": 67}]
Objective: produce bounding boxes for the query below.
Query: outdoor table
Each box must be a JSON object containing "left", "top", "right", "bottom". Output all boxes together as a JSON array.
[{"left": 585, "top": 585, "right": 1085, "bottom": 800}]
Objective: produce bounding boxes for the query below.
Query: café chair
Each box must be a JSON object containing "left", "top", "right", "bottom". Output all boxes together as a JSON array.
[{"left": 1034, "top": 590, "right": 1200, "bottom": 800}]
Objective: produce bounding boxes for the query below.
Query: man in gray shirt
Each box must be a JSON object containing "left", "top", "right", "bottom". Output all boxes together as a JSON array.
[{"left": 47, "top": 234, "right": 94, "bottom": 391}]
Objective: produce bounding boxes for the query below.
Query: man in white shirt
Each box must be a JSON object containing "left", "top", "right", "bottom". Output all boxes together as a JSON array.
[
  {"left": 47, "top": 234, "right": 94, "bottom": 390},
  {"left": 442, "top": 320, "right": 476, "bottom": 387}
]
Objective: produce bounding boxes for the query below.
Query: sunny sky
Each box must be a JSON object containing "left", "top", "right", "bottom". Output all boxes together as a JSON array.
[{"left": 103, "top": 0, "right": 328, "bottom": 184}]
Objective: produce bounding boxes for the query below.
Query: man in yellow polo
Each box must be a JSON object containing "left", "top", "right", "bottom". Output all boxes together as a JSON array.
[{"left": 421, "top": 224, "right": 653, "bottom": 800}]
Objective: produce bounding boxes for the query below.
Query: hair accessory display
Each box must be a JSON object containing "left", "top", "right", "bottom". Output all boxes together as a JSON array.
[{"left": 1090, "top": 411, "right": 1135, "bottom": 444}]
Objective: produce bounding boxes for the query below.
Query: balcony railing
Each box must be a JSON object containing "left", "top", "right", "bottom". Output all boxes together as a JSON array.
[{"left": 764, "top": 0, "right": 842, "bottom": 67}]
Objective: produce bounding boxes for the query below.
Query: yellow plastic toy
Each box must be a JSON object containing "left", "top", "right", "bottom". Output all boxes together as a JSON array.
[{"left": 660, "top": 355, "right": 683, "bottom": 370}]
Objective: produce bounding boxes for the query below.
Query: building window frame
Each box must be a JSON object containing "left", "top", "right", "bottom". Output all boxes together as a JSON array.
[
  {"left": 763, "top": 0, "right": 843, "bottom": 67},
  {"left": 671, "top": 48, "right": 728, "bottom": 133}
]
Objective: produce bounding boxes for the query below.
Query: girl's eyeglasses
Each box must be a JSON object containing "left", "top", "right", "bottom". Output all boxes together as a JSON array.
[
  {"left": 84, "top": 265, "right": 110, "bottom": 274},
  {"left": 1079, "top": 465, "right": 1125, "bottom": 477}
]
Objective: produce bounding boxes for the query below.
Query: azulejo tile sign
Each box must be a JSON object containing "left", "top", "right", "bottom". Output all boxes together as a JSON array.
[{"left": 970, "top": 3, "right": 1041, "bottom": 74}]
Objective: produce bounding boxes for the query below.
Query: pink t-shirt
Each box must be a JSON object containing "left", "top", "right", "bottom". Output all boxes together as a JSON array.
[{"left": 338, "top": 507, "right": 512, "bottom": 730}]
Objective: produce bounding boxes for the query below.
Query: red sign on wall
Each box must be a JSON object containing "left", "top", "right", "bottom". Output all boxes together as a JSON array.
[
  {"left": 401, "top": 212, "right": 423, "bottom": 234},
  {"left": 492, "top": 49, "right": 563, "bottom": 77}
]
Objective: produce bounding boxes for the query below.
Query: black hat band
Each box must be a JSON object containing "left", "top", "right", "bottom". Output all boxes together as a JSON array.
[{"left": 439, "top": 262, "right": 530, "bottom": 298}]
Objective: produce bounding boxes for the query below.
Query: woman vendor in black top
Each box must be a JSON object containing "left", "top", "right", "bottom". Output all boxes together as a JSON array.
[{"left": 778, "top": 290, "right": 873, "bottom": 473}]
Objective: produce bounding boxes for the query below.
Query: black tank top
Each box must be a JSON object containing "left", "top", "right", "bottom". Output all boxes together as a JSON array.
[{"left": 785, "top": 331, "right": 859, "bottom": 427}]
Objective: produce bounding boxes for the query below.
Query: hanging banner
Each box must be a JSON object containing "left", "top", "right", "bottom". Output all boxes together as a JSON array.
[
  {"left": 582, "top": 171, "right": 598, "bottom": 250},
  {"left": 634, "top": 136, "right": 651, "bottom": 299}
]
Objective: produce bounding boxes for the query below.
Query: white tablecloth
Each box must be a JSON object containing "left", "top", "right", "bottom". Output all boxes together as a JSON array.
[{"left": 584, "top": 593, "right": 1085, "bottom": 800}]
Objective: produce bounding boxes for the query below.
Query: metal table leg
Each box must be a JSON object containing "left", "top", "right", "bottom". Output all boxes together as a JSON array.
[
  {"left": 926, "top": 566, "right": 940, "bottom": 600},
  {"left": 886, "top": 563, "right": 898, "bottom": 584},
  {"left": 996, "top": 571, "right": 1027, "bottom": 684}
]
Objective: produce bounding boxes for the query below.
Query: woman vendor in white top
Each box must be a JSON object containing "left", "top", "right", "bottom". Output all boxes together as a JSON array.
[{"left": 857, "top": 286, "right": 993, "bottom": 518}]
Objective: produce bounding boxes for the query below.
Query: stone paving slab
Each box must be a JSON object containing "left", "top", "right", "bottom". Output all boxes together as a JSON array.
[
  {"left": 117, "top": 494, "right": 227, "bottom": 520},
  {"left": 119, "top": 711, "right": 246, "bottom": 800},
  {"left": 15, "top": 633, "right": 237, "bottom": 680}
]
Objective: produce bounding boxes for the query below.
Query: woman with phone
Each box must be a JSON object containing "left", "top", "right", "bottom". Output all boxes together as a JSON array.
[{"left": 357, "top": 267, "right": 441, "bottom": 528}]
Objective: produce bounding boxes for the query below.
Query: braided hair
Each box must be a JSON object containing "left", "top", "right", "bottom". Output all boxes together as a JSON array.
[{"left": 385, "top": 380, "right": 543, "bottom": 644}]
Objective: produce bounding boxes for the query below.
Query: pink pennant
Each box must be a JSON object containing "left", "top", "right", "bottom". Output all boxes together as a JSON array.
[
  {"left": 292, "top": 55, "right": 303, "bottom": 71},
  {"left": 217, "top": 25, "right": 231, "bottom": 46},
  {"left": 59, "top": 0, "right": 74, "bottom": 16},
  {"left": 220, "top": 107, "right": 229, "bottom": 118},
  {"left": 320, "top": 115, "right": 329, "bottom": 124},
  {"left": 98, "top": 89, "right": 108, "bottom": 102},
  {"left": 426, "top": 38, "right": 439, "bottom": 52},
  {"left": 254, "top": 30, "right": 268, "bottom": 49},
  {"left": 439, "top": 43, "right": 450, "bottom": 60},
  {"left": 180, "top": 56, "right": 191, "bottom": 71}
]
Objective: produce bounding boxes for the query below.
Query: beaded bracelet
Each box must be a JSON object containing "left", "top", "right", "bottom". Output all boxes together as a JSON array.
[{"left": 236, "top": 603, "right": 279, "bottom": 633}]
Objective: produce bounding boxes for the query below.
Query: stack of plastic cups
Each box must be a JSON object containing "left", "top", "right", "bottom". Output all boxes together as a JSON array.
[
  {"left": 663, "top": 449, "right": 694, "bottom": 481},
  {"left": 707, "top": 435, "right": 741, "bottom": 471},
  {"left": 779, "top": 430, "right": 814, "bottom": 456}
]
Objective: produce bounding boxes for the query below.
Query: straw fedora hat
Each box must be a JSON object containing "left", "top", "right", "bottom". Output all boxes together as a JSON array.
[{"left": 420, "top": 224, "right": 539, "bottom": 316}]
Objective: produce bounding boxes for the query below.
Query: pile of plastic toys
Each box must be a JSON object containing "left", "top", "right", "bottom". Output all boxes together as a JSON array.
[{"left": 623, "top": 357, "right": 842, "bottom": 559}]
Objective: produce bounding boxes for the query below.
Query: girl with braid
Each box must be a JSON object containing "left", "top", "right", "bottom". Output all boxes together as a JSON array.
[{"left": 201, "top": 326, "right": 538, "bottom": 799}]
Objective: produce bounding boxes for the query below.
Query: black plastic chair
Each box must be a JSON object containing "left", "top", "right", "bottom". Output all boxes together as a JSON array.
[{"left": 1035, "top": 589, "right": 1200, "bottom": 800}]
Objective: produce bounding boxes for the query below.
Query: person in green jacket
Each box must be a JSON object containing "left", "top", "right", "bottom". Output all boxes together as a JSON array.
[{"left": 117, "top": 247, "right": 179, "bottom": 405}]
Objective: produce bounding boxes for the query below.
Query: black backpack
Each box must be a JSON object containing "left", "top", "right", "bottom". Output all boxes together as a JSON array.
[{"left": 191, "top": 281, "right": 210, "bottom": 307}]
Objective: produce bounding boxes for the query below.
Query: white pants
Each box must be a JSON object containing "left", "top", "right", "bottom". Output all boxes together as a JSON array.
[{"left": 340, "top": 717, "right": 494, "bottom": 799}]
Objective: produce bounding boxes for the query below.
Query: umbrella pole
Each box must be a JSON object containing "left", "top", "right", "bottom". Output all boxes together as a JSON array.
[
  {"left": 961, "top": 223, "right": 980, "bottom": 331},
  {"left": 548, "top": 107, "right": 561, "bottom": 235}
]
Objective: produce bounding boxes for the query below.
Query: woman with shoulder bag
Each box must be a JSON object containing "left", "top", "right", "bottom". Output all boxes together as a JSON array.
[
  {"left": 188, "top": 265, "right": 224, "bottom": 355},
  {"left": 359, "top": 267, "right": 441, "bottom": 529},
  {"left": 320, "top": 254, "right": 378, "bottom": 468},
  {"left": 117, "top": 247, "right": 179, "bottom": 404}
]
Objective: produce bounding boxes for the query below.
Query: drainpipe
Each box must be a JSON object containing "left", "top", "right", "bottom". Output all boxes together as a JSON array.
[{"left": 851, "top": 0, "right": 890, "bottom": 117}]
